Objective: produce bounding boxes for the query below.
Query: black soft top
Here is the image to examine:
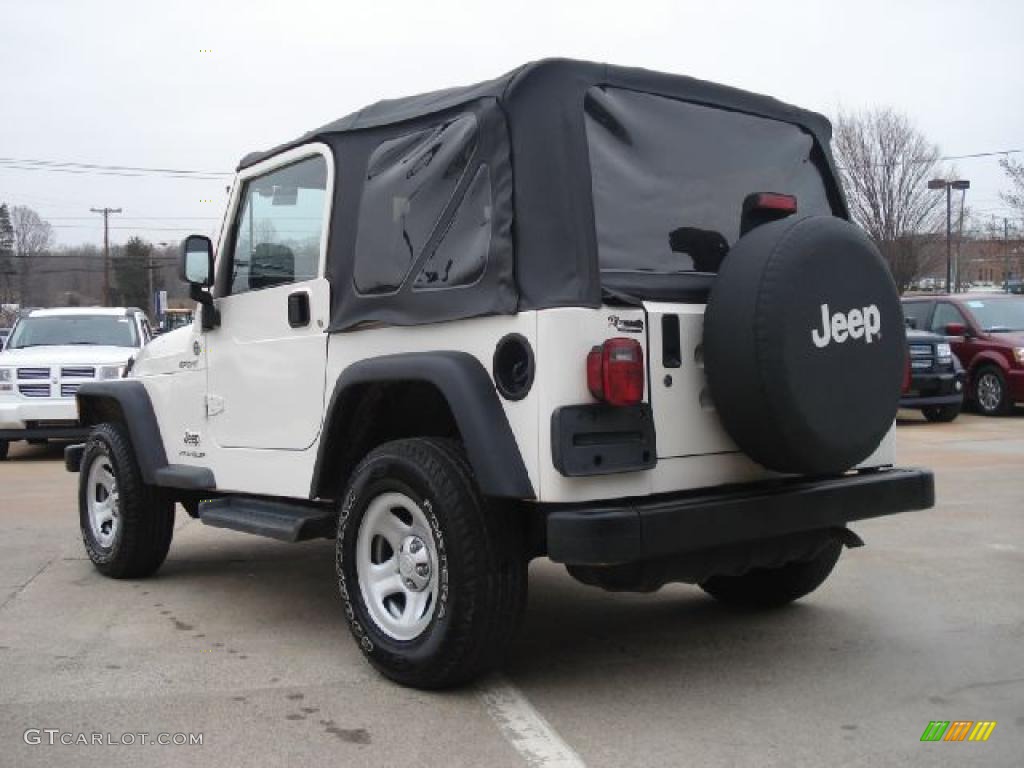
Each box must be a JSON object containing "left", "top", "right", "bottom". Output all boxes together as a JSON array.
[
  {"left": 240, "top": 59, "right": 835, "bottom": 168},
  {"left": 231, "top": 59, "right": 845, "bottom": 331}
]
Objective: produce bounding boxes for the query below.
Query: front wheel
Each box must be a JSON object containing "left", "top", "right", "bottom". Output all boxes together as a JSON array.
[
  {"left": 700, "top": 539, "right": 842, "bottom": 608},
  {"left": 79, "top": 422, "right": 175, "bottom": 578},
  {"left": 336, "top": 438, "right": 526, "bottom": 689},
  {"left": 922, "top": 403, "right": 961, "bottom": 423},
  {"left": 973, "top": 366, "right": 1011, "bottom": 416}
]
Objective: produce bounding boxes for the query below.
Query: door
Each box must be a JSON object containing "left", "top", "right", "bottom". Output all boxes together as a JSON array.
[
  {"left": 206, "top": 148, "right": 333, "bottom": 450},
  {"left": 930, "top": 301, "right": 975, "bottom": 367}
]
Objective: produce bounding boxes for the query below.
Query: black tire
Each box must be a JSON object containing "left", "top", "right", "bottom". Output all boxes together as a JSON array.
[
  {"left": 336, "top": 438, "right": 526, "bottom": 689},
  {"left": 700, "top": 540, "right": 842, "bottom": 609},
  {"left": 0, "top": 439, "right": 8, "bottom": 460},
  {"left": 78, "top": 422, "right": 175, "bottom": 579},
  {"left": 972, "top": 365, "right": 1011, "bottom": 416},
  {"left": 922, "top": 403, "right": 961, "bottom": 423}
]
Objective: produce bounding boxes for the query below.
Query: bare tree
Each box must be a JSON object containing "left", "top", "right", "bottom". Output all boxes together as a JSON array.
[
  {"left": 10, "top": 205, "right": 54, "bottom": 259},
  {"left": 0, "top": 203, "right": 14, "bottom": 304},
  {"left": 998, "top": 155, "right": 1024, "bottom": 218},
  {"left": 9, "top": 206, "right": 54, "bottom": 306},
  {"left": 832, "top": 107, "right": 946, "bottom": 292}
]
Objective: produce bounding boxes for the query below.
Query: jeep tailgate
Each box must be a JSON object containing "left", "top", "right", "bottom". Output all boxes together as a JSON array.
[{"left": 643, "top": 301, "right": 738, "bottom": 459}]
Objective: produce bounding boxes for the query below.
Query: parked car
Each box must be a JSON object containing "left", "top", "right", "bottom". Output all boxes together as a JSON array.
[
  {"left": 899, "top": 328, "right": 964, "bottom": 421},
  {"left": 0, "top": 307, "right": 152, "bottom": 459},
  {"left": 159, "top": 308, "right": 194, "bottom": 334},
  {"left": 66, "top": 59, "right": 933, "bottom": 689},
  {"left": 902, "top": 294, "right": 1024, "bottom": 415}
]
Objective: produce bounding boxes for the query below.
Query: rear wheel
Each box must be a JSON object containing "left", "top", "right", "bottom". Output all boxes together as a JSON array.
[
  {"left": 700, "top": 540, "right": 842, "bottom": 608},
  {"left": 79, "top": 422, "right": 175, "bottom": 578},
  {"left": 0, "top": 439, "right": 8, "bottom": 460},
  {"left": 973, "top": 366, "right": 1011, "bottom": 416},
  {"left": 336, "top": 438, "right": 526, "bottom": 689},
  {"left": 922, "top": 403, "right": 961, "bottom": 423}
]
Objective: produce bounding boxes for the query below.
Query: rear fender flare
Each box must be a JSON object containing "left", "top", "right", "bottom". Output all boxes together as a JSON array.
[{"left": 313, "top": 351, "right": 534, "bottom": 499}]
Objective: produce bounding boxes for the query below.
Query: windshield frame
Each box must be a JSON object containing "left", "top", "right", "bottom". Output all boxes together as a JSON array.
[{"left": 6, "top": 314, "right": 141, "bottom": 350}]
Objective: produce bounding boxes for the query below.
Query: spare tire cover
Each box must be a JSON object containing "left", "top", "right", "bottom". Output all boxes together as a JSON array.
[{"left": 703, "top": 215, "right": 903, "bottom": 476}]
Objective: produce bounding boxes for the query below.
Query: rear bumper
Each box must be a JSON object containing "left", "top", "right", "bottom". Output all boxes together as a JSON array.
[{"left": 545, "top": 467, "right": 934, "bottom": 565}]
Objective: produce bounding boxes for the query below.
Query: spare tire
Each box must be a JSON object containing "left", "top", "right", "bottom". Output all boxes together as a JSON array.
[{"left": 703, "top": 215, "right": 903, "bottom": 476}]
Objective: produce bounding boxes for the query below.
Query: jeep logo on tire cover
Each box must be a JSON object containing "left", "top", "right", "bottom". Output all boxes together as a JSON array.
[{"left": 811, "top": 303, "right": 881, "bottom": 348}]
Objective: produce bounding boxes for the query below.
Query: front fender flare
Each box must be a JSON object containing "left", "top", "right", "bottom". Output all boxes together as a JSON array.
[
  {"left": 75, "top": 381, "right": 215, "bottom": 491},
  {"left": 76, "top": 381, "right": 168, "bottom": 484}
]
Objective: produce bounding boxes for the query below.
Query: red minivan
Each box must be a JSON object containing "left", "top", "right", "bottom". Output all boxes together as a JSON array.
[{"left": 902, "top": 295, "right": 1024, "bottom": 415}]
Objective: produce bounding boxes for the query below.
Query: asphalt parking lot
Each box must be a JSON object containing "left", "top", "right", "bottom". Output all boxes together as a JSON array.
[{"left": 0, "top": 412, "right": 1021, "bottom": 767}]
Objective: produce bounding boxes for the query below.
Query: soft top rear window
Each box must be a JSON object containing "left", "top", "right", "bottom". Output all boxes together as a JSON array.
[{"left": 584, "top": 87, "right": 835, "bottom": 285}]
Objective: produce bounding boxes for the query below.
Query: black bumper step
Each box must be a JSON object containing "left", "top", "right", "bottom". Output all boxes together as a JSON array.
[
  {"left": 198, "top": 498, "right": 336, "bottom": 543},
  {"left": 546, "top": 467, "right": 934, "bottom": 566}
]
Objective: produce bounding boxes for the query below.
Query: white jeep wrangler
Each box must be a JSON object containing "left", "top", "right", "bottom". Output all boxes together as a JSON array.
[
  {"left": 0, "top": 307, "right": 151, "bottom": 459},
  {"left": 67, "top": 60, "right": 933, "bottom": 689}
]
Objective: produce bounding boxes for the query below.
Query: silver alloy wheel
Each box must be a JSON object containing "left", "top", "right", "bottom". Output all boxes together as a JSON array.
[
  {"left": 86, "top": 454, "right": 120, "bottom": 548},
  {"left": 976, "top": 372, "right": 1003, "bottom": 413},
  {"left": 356, "top": 492, "right": 439, "bottom": 642}
]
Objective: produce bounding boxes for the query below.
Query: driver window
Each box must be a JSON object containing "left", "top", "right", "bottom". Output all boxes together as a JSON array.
[
  {"left": 228, "top": 154, "right": 328, "bottom": 295},
  {"left": 930, "top": 302, "right": 967, "bottom": 333}
]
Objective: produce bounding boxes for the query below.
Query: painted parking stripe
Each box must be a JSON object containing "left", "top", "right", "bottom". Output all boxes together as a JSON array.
[{"left": 478, "top": 675, "right": 587, "bottom": 768}]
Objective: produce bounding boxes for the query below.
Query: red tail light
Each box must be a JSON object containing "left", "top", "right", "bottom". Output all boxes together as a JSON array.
[
  {"left": 587, "top": 338, "right": 645, "bottom": 406},
  {"left": 902, "top": 354, "right": 911, "bottom": 393},
  {"left": 749, "top": 192, "right": 798, "bottom": 213}
]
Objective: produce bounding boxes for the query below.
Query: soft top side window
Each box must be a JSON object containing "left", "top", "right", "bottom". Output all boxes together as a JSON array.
[{"left": 352, "top": 114, "right": 480, "bottom": 295}]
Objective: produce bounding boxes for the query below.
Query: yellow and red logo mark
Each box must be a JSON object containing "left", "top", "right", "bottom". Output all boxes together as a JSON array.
[{"left": 921, "top": 721, "right": 997, "bottom": 742}]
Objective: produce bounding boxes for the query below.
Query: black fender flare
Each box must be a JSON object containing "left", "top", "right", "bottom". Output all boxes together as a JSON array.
[
  {"left": 313, "top": 351, "right": 535, "bottom": 499},
  {"left": 75, "top": 381, "right": 214, "bottom": 490}
]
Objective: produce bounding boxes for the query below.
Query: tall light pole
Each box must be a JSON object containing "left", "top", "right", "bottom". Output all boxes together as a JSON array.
[
  {"left": 928, "top": 179, "right": 969, "bottom": 293},
  {"left": 90, "top": 207, "right": 122, "bottom": 305}
]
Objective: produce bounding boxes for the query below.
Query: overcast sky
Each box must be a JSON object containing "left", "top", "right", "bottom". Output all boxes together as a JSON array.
[{"left": 2, "top": 0, "right": 1021, "bottom": 247}]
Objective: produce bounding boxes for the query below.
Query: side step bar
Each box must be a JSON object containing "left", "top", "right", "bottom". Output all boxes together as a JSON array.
[{"left": 198, "top": 497, "right": 336, "bottom": 543}]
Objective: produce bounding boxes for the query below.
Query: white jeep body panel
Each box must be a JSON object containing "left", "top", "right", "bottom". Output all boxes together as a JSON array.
[{"left": 133, "top": 301, "right": 894, "bottom": 503}]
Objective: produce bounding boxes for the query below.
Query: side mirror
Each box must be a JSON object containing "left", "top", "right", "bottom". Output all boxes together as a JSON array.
[
  {"left": 945, "top": 322, "right": 967, "bottom": 337},
  {"left": 180, "top": 235, "right": 214, "bottom": 287},
  {"left": 180, "top": 235, "right": 219, "bottom": 331}
]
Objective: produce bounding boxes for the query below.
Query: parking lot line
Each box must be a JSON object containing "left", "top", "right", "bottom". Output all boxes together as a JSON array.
[{"left": 478, "top": 675, "right": 586, "bottom": 768}]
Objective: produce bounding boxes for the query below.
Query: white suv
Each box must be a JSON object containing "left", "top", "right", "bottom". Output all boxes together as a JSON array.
[
  {"left": 0, "top": 307, "right": 150, "bottom": 458},
  {"left": 66, "top": 60, "right": 934, "bottom": 689}
]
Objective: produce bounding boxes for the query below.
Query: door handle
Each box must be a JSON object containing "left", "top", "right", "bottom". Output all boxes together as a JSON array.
[{"left": 288, "top": 292, "right": 311, "bottom": 328}]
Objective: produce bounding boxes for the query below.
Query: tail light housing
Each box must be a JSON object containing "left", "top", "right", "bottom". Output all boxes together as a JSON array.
[
  {"left": 587, "top": 338, "right": 645, "bottom": 406},
  {"left": 902, "top": 353, "right": 911, "bottom": 393}
]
